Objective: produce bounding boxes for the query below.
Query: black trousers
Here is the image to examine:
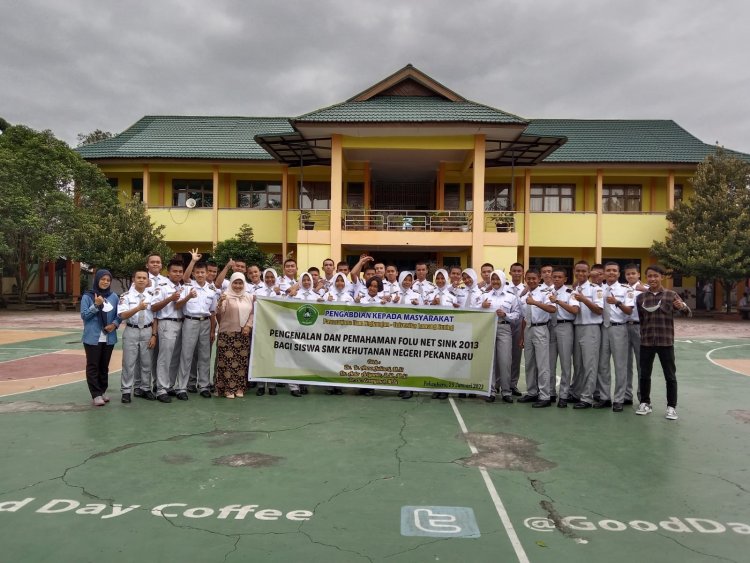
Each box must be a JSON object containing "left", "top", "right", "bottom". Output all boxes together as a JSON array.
[
  {"left": 639, "top": 345, "right": 678, "bottom": 408},
  {"left": 84, "top": 343, "right": 114, "bottom": 398}
]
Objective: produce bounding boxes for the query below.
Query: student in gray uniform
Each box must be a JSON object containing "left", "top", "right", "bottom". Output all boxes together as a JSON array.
[
  {"left": 571, "top": 260, "right": 604, "bottom": 409},
  {"left": 413, "top": 261, "right": 436, "bottom": 299},
  {"left": 151, "top": 260, "right": 191, "bottom": 403},
  {"left": 481, "top": 269, "right": 521, "bottom": 403},
  {"left": 118, "top": 268, "right": 157, "bottom": 403},
  {"left": 548, "top": 268, "right": 580, "bottom": 408},
  {"left": 518, "top": 269, "right": 556, "bottom": 408},
  {"left": 175, "top": 262, "right": 217, "bottom": 400},
  {"left": 139, "top": 253, "right": 167, "bottom": 393},
  {"left": 539, "top": 264, "right": 557, "bottom": 400},
  {"left": 507, "top": 262, "right": 525, "bottom": 396},
  {"left": 596, "top": 262, "right": 635, "bottom": 412}
]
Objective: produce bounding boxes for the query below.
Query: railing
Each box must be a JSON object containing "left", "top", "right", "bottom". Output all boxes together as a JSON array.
[
  {"left": 297, "top": 209, "right": 331, "bottom": 230},
  {"left": 483, "top": 211, "right": 518, "bottom": 233},
  {"left": 342, "top": 209, "right": 473, "bottom": 232}
]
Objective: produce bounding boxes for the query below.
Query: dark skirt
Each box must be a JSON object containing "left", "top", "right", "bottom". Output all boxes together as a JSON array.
[{"left": 214, "top": 331, "right": 251, "bottom": 396}]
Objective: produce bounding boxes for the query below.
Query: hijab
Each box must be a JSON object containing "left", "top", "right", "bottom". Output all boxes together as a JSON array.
[
  {"left": 398, "top": 271, "right": 414, "bottom": 292},
  {"left": 299, "top": 272, "right": 314, "bottom": 298},
  {"left": 462, "top": 268, "right": 478, "bottom": 288},
  {"left": 225, "top": 272, "right": 252, "bottom": 325},
  {"left": 491, "top": 269, "right": 507, "bottom": 295},
  {"left": 262, "top": 268, "right": 278, "bottom": 294},
  {"left": 85, "top": 269, "right": 113, "bottom": 327},
  {"left": 331, "top": 273, "right": 349, "bottom": 298},
  {"left": 433, "top": 268, "right": 449, "bottom": 290}
]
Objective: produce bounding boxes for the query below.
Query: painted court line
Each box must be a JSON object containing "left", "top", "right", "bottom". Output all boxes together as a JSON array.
[
  {"left": 449, "top": 397, "right": 530, "bottom": 563},
  {"left": 706, "top": 344, "right": 750, "bottom": 377},
  {"left": 0, "top": 350, "right": 64, "bottom": 363},
  {"left": 0, "top": 378, "right": 83, "bottom": 399}
]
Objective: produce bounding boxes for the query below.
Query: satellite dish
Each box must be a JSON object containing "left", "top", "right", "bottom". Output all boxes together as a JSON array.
[{"left": 185, "top": 198, "right": 197, "bottom": 209}]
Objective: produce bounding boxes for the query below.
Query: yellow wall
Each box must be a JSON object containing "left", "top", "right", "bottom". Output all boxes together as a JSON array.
[
  {"left": 296, "top": 244, "right": 333, "bottom": 270},
  {"left": 601, "top": 214, "right": 668, "bottom": 248},
  {"left": 484, "top": 247, "right": 520, "bottom": 271},
  {"left": 528, "top": 213, "right": 597, "bottom": 247},
  {"left": 149, "top": 209, "right": 212, "bottom": 242},
  {"left": 217, "top": 210, "right": 283, "bottom": 242}
]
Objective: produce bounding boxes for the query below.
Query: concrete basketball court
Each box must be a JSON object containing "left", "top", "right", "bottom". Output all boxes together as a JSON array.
[{"left": 0, "top": 313, "right": 748, "bottom": 562}]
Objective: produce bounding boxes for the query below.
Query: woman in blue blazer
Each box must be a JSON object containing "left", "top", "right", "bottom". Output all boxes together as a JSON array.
[{"left": 80, "top": 269, "right": 121, "bottom": 406}]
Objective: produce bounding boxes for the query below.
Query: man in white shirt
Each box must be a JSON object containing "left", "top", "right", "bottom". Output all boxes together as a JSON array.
[
  {"left": 507, "top": 262, "right": 525, "bottom": 396},
  {"left": 571, "top": 261, "right": 604, "bottom": 409},
  {"left": 596, "top": 262, "right": 635, "bottom": 412},
  {"left": 548, "top": 268, "right": 580, "bottom": 407},
  {"left": 624, "top": 263, "right": 647, "bottom": 404},
  {"left": 118, "top": 268, "right": 157, "bottom": 403}
]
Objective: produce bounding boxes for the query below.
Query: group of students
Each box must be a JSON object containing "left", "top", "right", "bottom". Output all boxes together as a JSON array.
[{"left": 80, "top": 251, "right": 688, "bottom": 420}]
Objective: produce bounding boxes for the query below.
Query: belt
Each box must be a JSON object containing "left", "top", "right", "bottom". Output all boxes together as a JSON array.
[
  {"left": 556, "top": 319, "right": 573, "bottom": 324},
  {"left": 160, "top": 317, "right": 183, "bottom": 322},
  {"left": 627, "top": 320, "right": 640, "bottom": 324},
  {"left": 498, "top": 320, "right": 510, "bottom": 324},
  {"left": 126, "top": 322, "right": 153, "bottom": 329},
  {"left": 608, "top": 322, "right": 626, "bottom": 326},
  {"left": 184, "top": 315, "right": 210, "bottom": 321},
  {"left": 530, "top": 322, "right": 548, "bottom": 327}
]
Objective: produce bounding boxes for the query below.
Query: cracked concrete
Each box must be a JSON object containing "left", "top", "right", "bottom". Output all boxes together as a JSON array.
[
  {"left": 0, "top": 400, "right": 90, "bottom": 413},
  {"left": 459, "top": 432, "right": 557, "bottom": 472}
]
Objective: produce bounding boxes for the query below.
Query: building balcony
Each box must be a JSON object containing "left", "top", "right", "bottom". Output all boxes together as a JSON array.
[{"left": 341, "top": 209, "right": 473, "bottom": 232}]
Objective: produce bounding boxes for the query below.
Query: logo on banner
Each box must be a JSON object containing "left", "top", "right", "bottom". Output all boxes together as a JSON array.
[{"left": 296, "top": 305, "right": 318, "bottom": 326}]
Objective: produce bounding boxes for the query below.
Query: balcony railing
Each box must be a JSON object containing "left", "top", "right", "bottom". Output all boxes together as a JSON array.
[
  {"left": 342, "top": 209, "right": 473, "bottom": 232},
  {"left": 297, "top": 210, "right": 331, "bottom": 230},
  {"left": 483, "top": 211, "right": 518, "bottom": 233}
]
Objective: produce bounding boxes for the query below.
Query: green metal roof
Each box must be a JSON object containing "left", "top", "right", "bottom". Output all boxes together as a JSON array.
[
  {"left": 75, "top": 115, "right": 295, "bottom": 160},
  {"left": 294, "top": 96, "right": 527, "bottom": 124},
  {"left": 524, "top": 119, "right": 750, "bottom": 164}
]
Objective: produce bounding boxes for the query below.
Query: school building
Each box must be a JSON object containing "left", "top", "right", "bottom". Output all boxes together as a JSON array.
[{"left": 75, "top": 64, "right": 749, "bottom": 307}]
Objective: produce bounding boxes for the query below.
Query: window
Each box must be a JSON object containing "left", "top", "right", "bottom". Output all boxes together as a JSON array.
[
  {"left": 674, "top": 184, "right": 683, "bottom": 205},
  {"left": 172, "top": 179, "right": 213, "bottom": 208},
  {"left": 530, "top": 184, "right": 574, "bottom": 212},
  {"left": 465, "top": 183, "right": 512, "bottom": 211},
  {"left": 444, "top": 184, "right": 460, "bottom": 210},
  {"left": 603, "top": 184, "right": 641, "bottom": 212},
  {"left": 484, "top": 183, "right": 511, "bottom": 211},
  {"left": 300, "top": 181, "right": 331, "bottom": 209},
  {"left": 131, "top": 178, "right": 143, "bottom": 202},
  {"left": 237, "top": 180, "right": 281, "bottom": 209}
]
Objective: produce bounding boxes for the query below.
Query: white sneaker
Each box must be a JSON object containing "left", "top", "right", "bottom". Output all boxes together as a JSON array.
[
  {"left": 92, "top": 396, "right": 105, "bottom": 407},
  {"left": 635, "top": 402, "right": 652, "bottom": 415},
  {"left": 665, "top": 406, "right": 678, "bottom": 420}
]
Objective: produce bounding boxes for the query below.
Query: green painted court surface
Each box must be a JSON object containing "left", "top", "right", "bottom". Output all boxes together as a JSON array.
[{"left": 1, "top": 331, "right": 748, "bottom": 562}]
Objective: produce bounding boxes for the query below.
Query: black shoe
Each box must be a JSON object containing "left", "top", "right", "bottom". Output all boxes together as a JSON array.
[
  {"left": 439, "top": 393, "right": 449, "bottom": 400},
  {"left": 256, "top": 388, "right": 265, "bottom": 396},
  {"left": 432, "top": 392, "right": 440, "bottom": 399},
  {"left": 401, "top": 391, "right": 413, "bottom": 400},
  {"left": 290, "top": 390, "right": 302, "bottom": 397},
  {"left": 157, "top": 394, "right": 171, "bottom": 404},
  {"left": 593, "top": 399, "right": 612, "bottom": 409},
  {"left": 209, "top": 383, "right": 216, "bottom": 392},
  {"left": 133, "top": 388, "right": 146, "bottom": 398},
  {"left": 176, "top": 392, "right": 189, "bottom": 401},
  {"left": 612, "top": 402, "right": 624, "bottom": 412},
  {"left": 152, "top": 386, "right": 157, "bottom": 394},
  {"left": 326, "top": 388, "right": 335, "bottom": 395},
  {"left": 568, "top": 394, "right": 580, "bottom": 403},
  {"left": 248, "top": 382, "right": 257, "bottom": 389},
  {"left": 501, "top": 395, "right": 514, "bottom": 404},
  {"left": 573, "top": 401, "right": 592, "bottom": 409},
  {"left": 269, "top": 388, "right": 278, "bottom": 396},
  {"left": 623, "top": 399, "right": 633, "bottom": 406},
  {"left": 511, "top": 387, "right": 522, "bottom": 396},
  {"left": 144, "top": 391, "right": 156, "bottom": 401},
  {"left": 557, "top": 399, "right": 568, "bottom": 408},
  {"left": 550, "top": 395, "right": 557, "bottom": 402},
  {"left": 334, "top": 388, "right": 344, "bottom": 395},
  {"left": 397, "top": 390, "right": 405, "bottom": 397},
  {"left": 532, "top": 400, "right": 552, "bottom": 408},
  {"left": 301, "top": 385, "right": 309, "bottom": 395},
  {"left": 485, "top": 395, "right": 496, "bottom": 403},
  {"left": 167, "top": 389, "right": 177, "bottom": 397},
  {"left": 517, "top": 394, "right": 538, "bottom": 403},
  {"left": 363, "top": 389, "right": 374, "bottom": 397},
  {"left": 121, "top": 394, "right": 131, "bottom": 404},
  {"left": 200, "top": 390, "right": 212, "bottom": 398},
  {"left": 187, "top": 385, "right": 198, "bottom": 394},
  {"left": 468, "top": 393, "right": 476, "bottom": 398},
  {"left": 458, "top": 393, "right": 467, "bottom": 398},
  {"left": 593, "top": 394, "right": 601, "bottom": 402}
]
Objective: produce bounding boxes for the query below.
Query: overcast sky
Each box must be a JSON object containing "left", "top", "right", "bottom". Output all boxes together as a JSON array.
[{"left": 2, "top": 0, "right": 748, "bottom": 152}]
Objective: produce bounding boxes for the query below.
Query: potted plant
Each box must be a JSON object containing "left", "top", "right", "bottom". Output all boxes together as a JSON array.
[
  {"left": 300, "top": 211, "right": 315, "bottom": 230},
  {"left": 488, "top": 211, "right": 514, "bottom": 232}
]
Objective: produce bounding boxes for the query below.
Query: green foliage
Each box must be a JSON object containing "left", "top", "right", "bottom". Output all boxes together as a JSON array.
[
  {"left": 67, "top": 195, "right": 173, "bottom": 288},
  {"left": 651, "top": 147, "right": 750, "bottom": 311},
  {"left": 0, "top": 123, "right": 116, "bottom": 302},
  {"left": 212, "top": 224, "right": 275, "bottom": 270},
  {"left": 76, "top": 129, "right": 114, "bottom": 147}
]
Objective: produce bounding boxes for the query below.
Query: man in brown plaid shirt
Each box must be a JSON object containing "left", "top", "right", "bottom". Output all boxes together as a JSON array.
[{"left": 635, "top": 264, "right": 690, "bottom": 420}]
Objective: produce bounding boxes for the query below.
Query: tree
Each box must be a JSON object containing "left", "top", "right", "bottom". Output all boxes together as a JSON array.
[
  {"left": 651, "top": 147, "right": 750, "bottom": 312},
  {"left": 212, "top": 224, "right": 276, "bottom": 270},
  {"left": 67, "top": 195, "right": 173, "bottom": 289},
  {"left": 0, "top": 122, "right": 116, "bottom": 303},
  {"left": 76, "top": 129, "right": 114, "bottom": 147}
]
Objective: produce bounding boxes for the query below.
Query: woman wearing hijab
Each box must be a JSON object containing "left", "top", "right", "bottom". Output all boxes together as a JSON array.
[
  {"left": 80, "top": 269, "right": 121, "bottom": 406},
  {"left": 426, "top": 269, "right": 459, "bottom": 307},
  {"left": 390, "top": 271, "right": 421, "bottom": 306},
  {"left": 322, "top": 273, "right": 355, "bottom": 303},
  {"left": 215, "top": 272, "right": 254, "bottom": 399},
  {"left": 293, "top": 272, "right": 318, "bottom": 301},
  {"left": 460, "top": 268, "right": 484, "bottom": 309}
]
